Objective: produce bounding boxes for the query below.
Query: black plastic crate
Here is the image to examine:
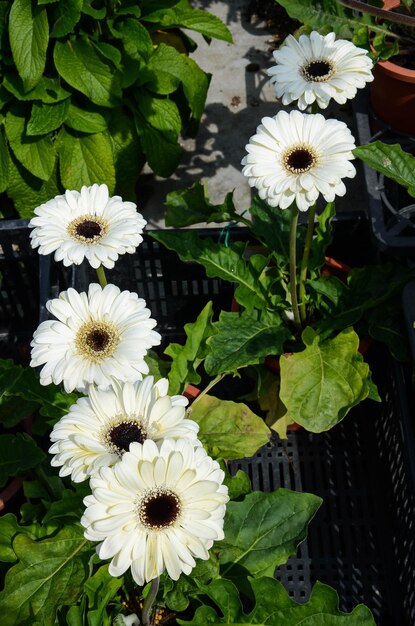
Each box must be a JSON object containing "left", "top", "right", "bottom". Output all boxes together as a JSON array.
[
  {"left": 228, "top": 349, "right": 415, "bottom": 625},
  {"left": 353, "top": 89, "right": 415, "bottom": 256},
  {"left": 0, "top": 219, "right": 39, "bottom": 363}
]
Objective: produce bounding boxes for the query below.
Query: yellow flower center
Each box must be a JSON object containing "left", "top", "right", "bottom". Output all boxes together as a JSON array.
[
  {"left": 301, "top": 59, "right": 335, "bottom": 83},
  {"left": 75, "top": 320, "right": 119, "bottom": 362},
  {"left": 67, "top": 215, "right": 109, "bottom": 244},
  {"left": 282, "top": 144, "right": 318, "bottom": 174}
]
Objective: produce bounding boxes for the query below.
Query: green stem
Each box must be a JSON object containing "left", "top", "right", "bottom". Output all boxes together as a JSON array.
[
  {"left": 289, "top": 205, "right": 301, "bottom": 330},
  {"left": 96, "top": 265, "right": 107, "bottom": 288},
  {"left": 191, "top": 374, "right": 225, "bottom": 408},
  {"left": 299, "top": 203, "right": 317, "bottom": 325},
  {"left": 141, "top": 577, "right": 160, "bottom": 626}
]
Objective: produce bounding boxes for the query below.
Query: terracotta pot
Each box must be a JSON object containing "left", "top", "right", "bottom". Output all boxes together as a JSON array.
[{"left": 370, "top": 0, "right": 415, "bottom": 135}]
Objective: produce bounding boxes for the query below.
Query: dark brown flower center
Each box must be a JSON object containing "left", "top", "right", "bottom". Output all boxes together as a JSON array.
[
  {"left": 302, "top": 59, "right": 334, "bottom": 82},
  {"left": 108, "top": 421, "right": 147, "bottom": 452},
  {"left": 76, "top": 320, "right": 119, "bottom": 362},
  {"left": 139, "top": 488, "right": 182, "bottom": 529},
  {"left": 75, "top": 220, "right": 102, "bottom": 239},
  {"left": 68, "top": 214, "right": 108, "bottom": 244},
  {"left": 283, "top": 144, "right": 318, "bottom": 174}
]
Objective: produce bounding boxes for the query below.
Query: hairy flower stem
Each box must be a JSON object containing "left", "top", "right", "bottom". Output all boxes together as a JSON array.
[
  {"left": 191, "top": 374, "right": 225, "bottom": 409},
  {"left": 289, "top": 205, "right": 301, "bottom": 330},
  {"left": 141, "top": 577, "right": 160, "bottom": 626},
  {"left": 299, "top": 203, "right": 317, "bottom": 324},
  {"left": 96, "top": 265, "right": 108, "bottom": 288}
]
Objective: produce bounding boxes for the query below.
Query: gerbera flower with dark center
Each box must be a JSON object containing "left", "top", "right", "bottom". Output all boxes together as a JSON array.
[
  {"left": 81, "top": 438, "right": 229, "bottom": 585},
  {"left": 30, "top": 284, "right": 161, "bottom": 392},
  {"left": 267, "top": 31, "right": 373, "bottom": 111},
  {"left": 241, "top": 110, "right": 356, "bottom": 211},
  {"left": 49, "top": 377, "right": 198, "bottom": 482},
  {"left": 29, "top": 183, "right": 146, "bottom": 269}
]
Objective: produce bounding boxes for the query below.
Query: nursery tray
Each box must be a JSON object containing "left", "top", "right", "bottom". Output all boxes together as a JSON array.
[
  {"left": 0, "top": 219, "right": 39, "bottom": 364},
  {"left": 228, "top": 347, "right": 415, "bottom": 626},
  {"left": 54, "top": 217, "right": 414, "bottom": 623},
  {"left": 353, "top": 88, "right": 415, "bottom": 257}
]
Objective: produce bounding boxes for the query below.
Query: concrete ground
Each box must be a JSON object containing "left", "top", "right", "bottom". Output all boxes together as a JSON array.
[{"left": 139, "top": 0, "right": 366, "bottom": 229}]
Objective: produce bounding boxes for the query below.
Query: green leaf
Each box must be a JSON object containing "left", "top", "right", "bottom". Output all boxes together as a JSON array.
[
  {"left": 308, "top": 202, "right": 335, "bottom": 272},
  {"left": 165, "top": 301, "right": 215, "bottom": 395},
  {"left": 150, "top": 230, "right": 270, "bottom": 308},
  {"left": 135, "top": 109, "right": 183, "bottom": 177},
  {"left": 0, "top": 126, "right": 10, "bottom": 192},
  {"left": 249, "top": 197, "right": 295, "bottom": 270},
  {"left": 0, "top": 524, "right": 91, "bottom": 626},
  {"left": 274, "top": 0, "right": 391, "bottom": 40},
  {"left": 84, "top": 565, "right": 123, "bottom": 626},
  {"left": 164, "top": 553, "right": 220, "bottom": 613},
  {"left": 58, "top": 128, "right": 116, "bottom": 192},
  {"left": 178, "top": 577, "right": 376, "bottom": 625},
  {"left": 2, "top": 74, "right": 71, "bottom": 103},
  {"left": 0, "top": 434, "right": 45, "bottom": 488},
  {"left": 354, "top": 141, "right": 415, "bottom": 197},
  {"left": 109, "top": 113, "right": 145, "bottom": 200},
  {"left": 6, "top": 153, "right": 60, "bottom": 218},
  {"left": 280, "top": 327, "right": 373, "bottom": 433},
  {"left": 224, "top": 469, "right": 251, "bottom": 501},
  {"left": 42, "top": 485, "right": 89, "bottom": 524},
  {"left": 0, "top": 359, "right": 78, "bottom": 423},
  {"left": 49, "top": 0, "right": 82, "bottom": 37},
  {"left": 0, "top": 514, "right": 56, "bottom": 564},
  {"left": 81, "top": 0, "right": 106, "bottom": 19},
  {"left": 116, "top": 17, "right": 152, "bottom": 63},
  {"left": 307, "top": 275, "right": 346, "bottom": 308},
  {"left": 142, "top": 7, "right": 232, "bottom": 42},
  {"left": 366, "top": 302, "right": 409, "bottom": 362},
  {"left": 142, "top": 43, "right": 209, "bottom": 119},
  {"left": 27, "top": 100, "right": 70, "bottom": 136},
  {"left": 165, "top": 181, "right": 238, "bottom": 227},
  {"left": 189, "top": 394, "right": 270, "bottom": 460},
  {"left": 9, "top": 0, "right": 49, "bottom": 90},
  {"left": 5, "top": 107, "right": 56, "bottom": 181},
  {"left": 137, "top": 91, "right": 182, "bottom": 136},
  {"left": 218, "top": 489, "right": 322, "bottom": 580},
  {"left": 54, "top": 38, "right": 122, "bottom": 107},
  {"left": 144, "top": 349, "right": 170, "bottom": 382},
  {"left": 65, "top": 103, "right": 108, "bottom": 134},
  {"left": 205, "top": 310, "right": 292, "bottom": 375}
]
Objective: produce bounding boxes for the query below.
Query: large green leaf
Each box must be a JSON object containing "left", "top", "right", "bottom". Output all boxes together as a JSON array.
[
  {"left": 189, "top": 394, "right": 270, "bottom": 460},
  {"left": 354, "top": 141, "right": 415, "bottom": 197},
  {"left": 0, "top": 514, "right": 57, "bottom": 564},
  {"left": 150, "top": 230, "right": 270, "bottom": 308},
  {"left": 205, "top": 310, "right": 291, "bottom": 375},
  {"left": 84, "top": 565, "right": 123, "bottom": 626},
  {"left": 109, "top": 113, "right": 145, "bottom": 200},
  {"left": 0, "top": 524, "right": 91, "bottom": 626},
  {"left": 49, "top": 0, "right": 82, "bottom": 38},
  {"left": 0, "top": 359, "right": 78, "bottom": 424},
  {"left": 308, "top": 202, "right": 335, "bottom": 273},
  {"left": 27, "top": 100, "right": 70, "bottom": 136},
  {"left": 279, "top": 327, "right": 373, "bottom": 432},
  {"left": 178, "top": 577, "right": 376, "bottom": 625},
  {"left": 58, "top": 128, "right": 116, "bottom": 192},
  {"left": 249, "top": 197, "right": 296, "bottom": 270},
  {"left": 65, "top": 103, "right": 108, "bottom": 134},
  {"left": 142, "top": 43, "right": 209, "bottom": 119},
  {"left": 135, "top": 109, "right": 183, "bottom": 177},
  {"left": 9, "top": 0, "right": 49, "bottom": 90},
  {"left": 54, "top": 38, "right": 121, "bottom": 107},
  {"left": 137, "top": 91, "right": 181, "bottom": 136},
  {"left": 0, "top": 434, "right": 45, "bottom": 488},
  {"left": 5, "top": 108, "right": 56, "bottom": 181},
  {"left": 165, "top": 301, "right": 215, "bottom": 395},
  {"left": 165, "top": 181, "right": 238, "bottom": 227},
  {"left": 6, "top": 153, "right": 60, "bottom": 218},
  {"left": 2, "top": 74, "right": 71, "bottom": 103},
  {"left": 218, "top": 489, "right": 322, "bottom": 580},
  {"left": 142, "top": 7, "right": 232, "bottom": 42}
]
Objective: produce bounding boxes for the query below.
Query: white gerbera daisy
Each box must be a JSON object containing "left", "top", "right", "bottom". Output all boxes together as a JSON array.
[
  {"left": 30, "top": 284, "right": 161, "bottom": 392},
  {"left": 241, "top": 110, "right": 356, "bottom": 212},
  {"left": 29, "top": 183, "right": 146, "bottom": 269},
  {"left": 81, "top": 438, "right": 229, "bottom": 585},
  {"left": 267, "top": 31, "right": 373, "bottom": 111},
  {"left": 49, "top": 377, "right": 199, "bottom": 482}
]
